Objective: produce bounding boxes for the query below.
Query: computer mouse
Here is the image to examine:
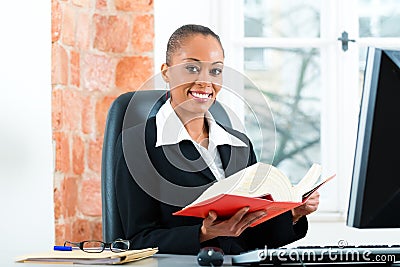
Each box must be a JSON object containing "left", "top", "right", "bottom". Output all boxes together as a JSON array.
[{"left": 197, "top": 247, "right": 224, "bottom": 266}]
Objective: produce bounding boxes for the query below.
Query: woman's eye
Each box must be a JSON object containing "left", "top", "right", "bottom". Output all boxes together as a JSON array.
[
  {"left": 210, "top": 68, "right": 222, "bottom": 76},
  {"left": 185, "top": 65, "right": 200, "bottom": 74}
]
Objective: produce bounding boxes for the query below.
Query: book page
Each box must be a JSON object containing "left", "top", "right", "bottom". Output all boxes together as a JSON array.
[
  {"left": 188, "top": 164, "right": 259, "bottom": 206},
  {"left": 248, "top": 163, "right": 297, "bottom": 202},
  {"left": 15, "top": 248, "right": 158, "bottom": 265},
  {"left": 188, "top": 162, "right": 322, "bottom": 207},
  {"left": 222, "top": 163, "right": 294, "bottom": 197},
  {"left": 230, "top": 163, "right": 262, "bottom": 195},
  {"left": 293, "top": 163, "right": 322, "bottom": 197}
]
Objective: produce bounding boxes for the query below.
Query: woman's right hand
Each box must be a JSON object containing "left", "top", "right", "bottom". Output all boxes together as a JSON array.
[{"left": 199, "top": 207, "right": 267, "bottom": 242}]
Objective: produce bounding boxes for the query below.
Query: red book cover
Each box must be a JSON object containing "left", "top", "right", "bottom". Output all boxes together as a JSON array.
[
  {"left": 173, "top": 194, "right": 303, "bottom": 227},
  {"left": 173, "top": 174, "right": 335, "bottom": 227}
]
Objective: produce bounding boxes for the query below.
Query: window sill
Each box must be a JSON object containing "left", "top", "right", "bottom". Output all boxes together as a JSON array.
[{"left": 306, "top": 211, "right": 347, "bottom": 223}]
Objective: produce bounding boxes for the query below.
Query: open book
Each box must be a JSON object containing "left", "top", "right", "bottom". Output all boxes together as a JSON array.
[
  {"left": 15, "top": 247, "right": 158, "bottom": 265},
  {"left": 173, "top": 162, "right": 335, "bottom": 226}
]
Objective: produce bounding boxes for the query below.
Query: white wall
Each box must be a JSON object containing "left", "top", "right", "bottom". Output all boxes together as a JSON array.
[{"left": 0, "top": 0, "right": 54, "bottom": 259}]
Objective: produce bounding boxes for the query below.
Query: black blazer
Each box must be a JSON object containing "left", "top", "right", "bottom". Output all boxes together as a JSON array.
[{"left": 115, "top": 116, "right": 308, "bottom": 255}]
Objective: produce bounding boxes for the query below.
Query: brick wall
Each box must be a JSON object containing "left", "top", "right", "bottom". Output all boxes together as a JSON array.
[{"left": 51, "top": 0, "right": 154, "bottom": 245}]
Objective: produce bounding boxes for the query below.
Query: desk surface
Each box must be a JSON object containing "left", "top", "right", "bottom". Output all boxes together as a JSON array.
[
  {"left": 4, "top": 253, "right": 400, "bottom": 267},
  {"left": 5, "top": 253, "right": 203, "bottom": 267}
]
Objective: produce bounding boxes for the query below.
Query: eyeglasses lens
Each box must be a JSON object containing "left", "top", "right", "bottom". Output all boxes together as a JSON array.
[
  {"left": 111, "top": 240, "right": 130, "bottom": 252},
  {"left": 82, "top": 241, "right": 104, "bottom": 253}
]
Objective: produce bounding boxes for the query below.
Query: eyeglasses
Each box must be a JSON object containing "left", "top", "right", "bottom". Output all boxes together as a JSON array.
[{"left": 63, "top": 239, "right": 130, "bottom": 253}]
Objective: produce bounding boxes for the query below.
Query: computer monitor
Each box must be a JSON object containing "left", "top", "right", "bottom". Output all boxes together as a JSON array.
[{"left": 347, "top": 47, "right": 400, "bottom": 228}]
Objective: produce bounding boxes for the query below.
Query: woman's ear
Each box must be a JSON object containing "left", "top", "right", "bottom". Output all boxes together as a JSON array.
[{"left": 161, "top": 63, "right": 169, "bottom": 83}]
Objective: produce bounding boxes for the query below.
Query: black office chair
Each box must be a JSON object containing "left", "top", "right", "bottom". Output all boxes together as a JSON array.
[{"left": 101, "top": 89, "right": 232, "bottom": 243}]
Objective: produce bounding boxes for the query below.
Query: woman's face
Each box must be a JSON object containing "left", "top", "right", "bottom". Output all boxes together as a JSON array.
[{"left": 162, "top": 34, "right": 224, "bottom": 117}]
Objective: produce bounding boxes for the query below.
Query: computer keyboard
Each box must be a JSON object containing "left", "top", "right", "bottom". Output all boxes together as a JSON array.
[{"left": 232, "top": 245, "right": 400, "bottom": 265}]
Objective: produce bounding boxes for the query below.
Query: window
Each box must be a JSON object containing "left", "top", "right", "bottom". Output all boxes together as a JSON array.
[
  {"left": 242, "top": 1, "right": 322, "bottom": 183},
  {"left": 216, "top": 0, "right": 400, "bottom": 214}
]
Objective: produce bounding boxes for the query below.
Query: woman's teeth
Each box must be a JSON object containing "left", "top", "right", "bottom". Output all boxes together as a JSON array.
[{"left": 191, "top": 92, "right": 211, "bottom": 99}]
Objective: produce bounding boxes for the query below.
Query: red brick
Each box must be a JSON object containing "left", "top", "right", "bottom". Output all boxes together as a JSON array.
[
  {"left": 62, "top": 221, "right": 73, "bottom": 242},
  {"left": 62, "top": 89, "right": 82, "bottom": 131},
  {"left": 54, "top": 187, "right": 63, "bottom": 220},
  {"left": 72, "top": 0, "right": 92, "bottom": 8},
  {"left": 96, "top": 0, "right": 107, "bottom": 9},
  {"left": 52, "top": 88, "right": 82, "bottom": 131},
  {"left": 72, "top": 135, "right": 85, "bottom": 175},
  {"left": 82, "top": 53, "right": 116, "bottom": 91},
  {"left": 78, "top": 178, "right": 102, "bottom": 216},
  {"left": 61, "top": 4, "right": 76, "bottom": 46},
  {"left": 88, "top": 137, "right": 103, "bottom": 173},
  {"left": 82, "top": 95, "right": 94, "bottom": 134},
  {"left": 93, "top": 14, "right": 130, "bottom": 53},
  {"left": 115, "top": 56, "right": 153, "bottom": 91},
  {"left": 72, "top": 219, "right": 92, "bottom": 241},
  {"left": 52, "top": 89, "right": 63, "bottom": 131},
  {"left": 63, "top": 176, "right": 79, "bottom": 218},
  {"left": 115, "top": 0, "right": 153, "bottom": 12},
  {"left": 52, "top": 0, "right": 62, "bottom": 43},
  {"left": 52, "top": 43, "right": 68, "bottom": 85},
  {"left": 92, "top": 220, "right": 103, "bottom": 241},
  {"left": 76, "top": 10, "right": 90, "bottom": 50},
  {"left": 53, "top": 132, "right": 70, "bottom": 173},
  {"left": 55, "top": 224, "right": 66, "bottom": 246},
  {"left": 95, "top": 96, "right": 116, "bottom": 136},
  {"left": 70, "top": 50, "right": 80, "bottom": 87},
  {"left": 132, "top": 14, "right": 154, "bottom": 53}
]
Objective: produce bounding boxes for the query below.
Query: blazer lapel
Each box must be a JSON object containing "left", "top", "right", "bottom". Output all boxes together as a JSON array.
[
  {"left": 217, "top": 144, "right": 231, "bottom": 172},
  {"left": 218, "top": 144, "right": 250, "bottom": 178},
  {"left": 177, "top": 141, "right": 216, "bottom": 182},
  {"left": 145, "top": 117, "right": 216, "bottom": 183}
]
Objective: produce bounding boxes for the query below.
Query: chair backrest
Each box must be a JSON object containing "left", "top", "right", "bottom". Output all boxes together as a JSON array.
[{"left": 101, "top": 89, "right": 232, "bottom": 242}]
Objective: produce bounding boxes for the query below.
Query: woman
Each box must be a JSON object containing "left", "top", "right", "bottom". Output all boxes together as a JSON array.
[{"left": 115, "top": 24, "right": 320, "bottom": 255}]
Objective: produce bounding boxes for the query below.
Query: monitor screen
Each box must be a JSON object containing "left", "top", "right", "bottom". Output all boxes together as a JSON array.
[{"left": 347, "top": 47, "right": 400, "bottom": 228}]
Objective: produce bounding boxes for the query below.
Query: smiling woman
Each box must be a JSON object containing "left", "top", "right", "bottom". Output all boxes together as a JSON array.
[
  {"left": 115, "top": 24, "right": 320, "bottom": 255},
  {"left": 162, "top": 33, "right": 225, "bottom": 133}
]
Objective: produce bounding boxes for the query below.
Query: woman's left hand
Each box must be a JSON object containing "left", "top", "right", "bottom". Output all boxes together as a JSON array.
[{"left": 291, "top": 191, "right": 320, "bottom": 223}]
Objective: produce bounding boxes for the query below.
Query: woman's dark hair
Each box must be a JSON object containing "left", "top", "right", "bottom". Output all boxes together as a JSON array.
[{"left": 166, "top": 24, "right": 225, "bottom": 65}]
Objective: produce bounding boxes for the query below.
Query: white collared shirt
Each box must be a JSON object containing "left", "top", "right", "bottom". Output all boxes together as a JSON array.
[{"left": 155, "top": 100, "right": 247, "bottom": 180}]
